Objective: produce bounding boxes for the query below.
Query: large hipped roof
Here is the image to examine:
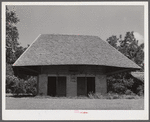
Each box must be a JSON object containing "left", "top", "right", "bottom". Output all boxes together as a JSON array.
[{"left": 13, "top": 34, "right": 140, "bottom": 69}]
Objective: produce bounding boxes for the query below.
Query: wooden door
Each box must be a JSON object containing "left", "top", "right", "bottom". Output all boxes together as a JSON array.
[
  {"left": 57, "top": 76, "right": 66, "bottom": 97},
  {"left": 47, "top": 77, "right": 56, "bottom": 96},
  {"left": 87, "top": 77, "right": 95, "bottom": 95}
]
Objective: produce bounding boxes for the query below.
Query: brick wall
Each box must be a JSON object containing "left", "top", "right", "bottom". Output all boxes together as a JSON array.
[
  {"left": 67, "top": 76, "right": 77, "bottom": 97},
  {"left": 38, "top": 65, "right": 107, "bottom": 96},
  {"left": 38, "top": 74, "right": 48, "bottom": 95},
  {"left": 96, "top": 75, "right": 107, "bottom": 94}
]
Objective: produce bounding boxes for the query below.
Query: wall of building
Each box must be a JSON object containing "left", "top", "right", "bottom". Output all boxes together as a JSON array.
[
  {"left": 38, "top": 74, "right": 48, "bottom": 95},
  {"left": 96, "top": 75, "right": 107, "bottom": 94},
  {"left": 66, "top": 76, "right": 77, "bottom": 97},
  {"left": 38, "top": 65, "right": 107, "bottom": 96}
]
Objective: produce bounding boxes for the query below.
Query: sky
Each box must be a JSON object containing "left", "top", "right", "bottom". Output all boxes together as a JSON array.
[{"left": 8, "top": 5, "right": 144, "bottom": 47}]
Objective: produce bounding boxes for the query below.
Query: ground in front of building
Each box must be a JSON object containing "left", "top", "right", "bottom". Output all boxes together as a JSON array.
[{"left": 6, "top": 97, "right": 144, "bottom": 110}]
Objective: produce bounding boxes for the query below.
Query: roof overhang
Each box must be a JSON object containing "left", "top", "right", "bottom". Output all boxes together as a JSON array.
[
  {"left": 13, "top": 64, "right": 141, "bottom": 76},
  {"left": 131, "top": 72, "right": 144, "bottom": 82},
  {"left": 13, "top": 66, "right": 40, "bottom": 76},
  {"left": 105, "top": 65, "right": 140, "bottom": 76}
]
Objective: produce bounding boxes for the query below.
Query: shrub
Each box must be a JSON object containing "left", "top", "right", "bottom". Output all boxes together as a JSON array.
[
  {"left": 6, "top": 75, "right": 19, "bottom": 93},
  {"left": 137, "top": 85, "right": 144, "bottom": 96},
  {"left": 95, "top": 93, "right": 105, "bottom": 99},
  {"left": 88, "top": 92, "right": 95, "bottom": 99},
  {"left": 123, "top": 78, "right": 134, "bottom": 89},
  {"left": 88, "top": 92, "right": 120, "bottom": 99},
  {"left": 125, "top": 89, "right": 133, "bottom": 95},
  {"left": 112, "top": 82, "right": 127, "bottom": 94},
  {"left": 88, "top": 92, "right": 141, "bottom": 99},
  {"left": 6, "top": 74, "right": 37, "bottom": 96},
  {"left": 14, "top": 79, "right": 26, "bottom": 95},
  {"left": 88, "top": 92, "right": 104, "bottom": 99},
  {"left": 120, "top": 94, "right": 139, "bottom": 99},
  {"left": 106, "top": 92, "right": 120, "bottom": 99},
  {"left": 107, "top": 73, "right": 144, "bottom": 96},
  {"left": 25, "top": 76, "right": 37, "bottom": 96},
  {"left": 112, "top": 94, "right": 119, "bottom": 99}
]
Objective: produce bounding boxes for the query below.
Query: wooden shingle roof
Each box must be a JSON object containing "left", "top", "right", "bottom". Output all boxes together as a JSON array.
[{"left": 13, "top": 34, "right": 141, "bottom": 69}]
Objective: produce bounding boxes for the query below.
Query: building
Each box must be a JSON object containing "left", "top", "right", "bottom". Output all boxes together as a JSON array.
[
  {"left": 13, "top": 34, "right": 140, "bottom": 97},
  {"left": 131, "top": 72, "right": 144, "bottom": 82}
]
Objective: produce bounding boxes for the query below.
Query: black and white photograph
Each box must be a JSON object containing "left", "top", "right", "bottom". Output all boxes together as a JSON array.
[{"left": 2, "top": 1, "right": 149, "bottom": 120}]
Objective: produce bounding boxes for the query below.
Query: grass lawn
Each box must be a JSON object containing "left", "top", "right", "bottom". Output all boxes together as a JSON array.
[{"left": 6, "top": 97, "right": 144, "bottom": 110}]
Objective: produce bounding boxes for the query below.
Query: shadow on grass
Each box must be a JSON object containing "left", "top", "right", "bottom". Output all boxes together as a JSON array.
[
  {"left": 6, "top": 94, "right": 36, "bottom": 98},
  {"left": 13, "top": 95, "right": 36, "bottom": 98}
]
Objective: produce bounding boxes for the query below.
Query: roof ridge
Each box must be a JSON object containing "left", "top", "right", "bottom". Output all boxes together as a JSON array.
[{"left": 40, "top": 33, "right": 101, "bottom": 38}]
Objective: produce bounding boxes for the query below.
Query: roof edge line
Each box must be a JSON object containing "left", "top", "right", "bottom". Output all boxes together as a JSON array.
[{"left": 13, "top": 34, "right": 41, "bottom": 66}]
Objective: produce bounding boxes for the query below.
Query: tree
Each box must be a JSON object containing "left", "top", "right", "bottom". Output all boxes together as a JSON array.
[
  {"left": 6, "top": 6, "right": 30, "bottom": 94},
  {"left": 118, "top": 32, "right": 144, "bottom": 69},
  {"left": 6, "top": 6, "right": 28, "bottom": 77},
  {"left": 106, "top": 31, "right": 144, "bottom": 95},
  {"left": 6, "top": 6, "right": 20, "bottom": 64},
  {"left": 15, "top": 46, "right": 27, "bottom": 60},
  {"left": 107, "top": 31, "right": 144, "bottom": 70},
  {"left": 106, "top": 35, "right": 119, "bottom": 49}
]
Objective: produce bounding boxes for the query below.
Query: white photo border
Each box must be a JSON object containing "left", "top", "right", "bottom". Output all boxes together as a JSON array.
[{"left": 2, "top": 2, "right": 149, "bottom": 120}]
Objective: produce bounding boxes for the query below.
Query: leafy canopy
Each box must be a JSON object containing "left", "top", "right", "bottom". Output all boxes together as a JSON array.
[
  {"left": 106, "top": 32, "right": 144, "bottom": 95},
  {"left": 106, "top": 31, "right": 144, "bottom": 71},
  {"left": 6, "top": 6, "right": 27, "bottom": 64}
]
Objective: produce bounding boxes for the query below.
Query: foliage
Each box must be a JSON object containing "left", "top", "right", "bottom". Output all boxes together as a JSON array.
[
  {"left": 125, "top": 89, "right": 134, "bottom": 95},
  {"left": 106, "top": 32, "right": 144, "bottom": 95},
  {"left": 88, "top": 92, "right": 141, "bottom": 99},
  {"left": 6, "top": 75, "right": 19, "bottom": 93},
  {"left": 107, "top": 73, "right": 135, "bottom": 94},
  {"left": 6, "top": 6, "right": 20, "bottom": 64},
  {"left": 7, "top": 75, "right": 37, "bottom": 96},
  {"left": 6, "top": 6, "right": 30, "bottom": 95},
  {"left": 119, "top": 32, "right": 144, "bottom": 70},
  {"left": 15, "top": 46, "right": 27, "bottom": 60},
  {"left": 6, "top": 63, "right": 14, "bottom": 76},
  {"left": 106, "top": 35, "right": 120, "bottom": 49},
  {"left": 6, "top": 75, "right": 37, "bottom": 96},
  {"left": 137, "top": 85, "right": 144, "bottom": 96},
  {"left": 24, "top": 77, "right": 37, "bottom": 96},
  {"left": 112, "top": 82, "right": 126, "bottom": 94},
  {"left": 14, "top": 78, "right": 26, "bottom": 95},
  {"left": 6, "top": 6, "right": 28, "bottom": 64}
]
